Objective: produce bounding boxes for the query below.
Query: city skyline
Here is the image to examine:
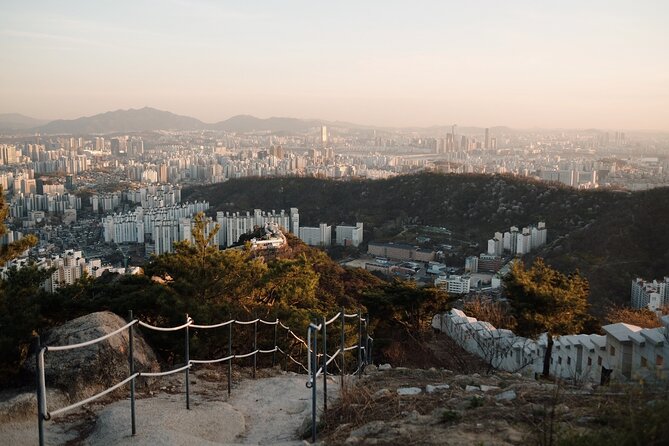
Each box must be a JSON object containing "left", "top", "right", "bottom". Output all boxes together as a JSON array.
[{"left": 1, "top": 1, "right": 668, "bottom": 131}]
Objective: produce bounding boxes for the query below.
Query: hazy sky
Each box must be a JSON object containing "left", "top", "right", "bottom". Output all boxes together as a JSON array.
[{"left": 1, "top": 0, "right": 668, "bottom": 130}]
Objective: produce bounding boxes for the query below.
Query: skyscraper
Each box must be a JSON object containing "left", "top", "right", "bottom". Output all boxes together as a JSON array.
[
  {"left": 484, "top": 128, "right": 490, "bottom": 150},
  {"left": 321, "top": 125, "right": 328, "bottom": 146}
]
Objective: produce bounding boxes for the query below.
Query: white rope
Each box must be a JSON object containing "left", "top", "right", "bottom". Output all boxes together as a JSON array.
[
  {"left": 314, "top": 366, "right": 324, "bottom": 378},
  {"left": 138, "top": 320, "right": 192, "bottom": 332},
  {"left": 325, "top": 312, "right": 341, "bottom": 326},
  {"left": 47, "top": 320, "right": 138, "bottom": 352},
  {"left": 234, "top": 319, "right": 259, "bottom": 325},
  {"left": 344, "top": 313, "right": 359, "bottom": 319},
  {"left": 191, "top": 320, "right": 233, "bottom": 329},
  {"left": 285, "top": 328, "right": 309, "bottom": 348},
  {"left": 258, "top": 319, "right": 279, "bottom": 325},
  {"left": 326, "top": 348, "right": 341, "bottom": 367},
  {"left": 49, "top": 373, "right": 139, "bottom": 417},
  {"left": 277, "top": 347, "right": 309, "bottom": 373},
  {"left": 343, "top": 345, "right": 358, "bottom": 352},
  {"left": 234, "top": 349, "right": 259, "bottom": 359},
  {"left": 189, "top": 355, "right": 234, "bottom": 365},
  {"left": 258, "top": 347, "right": 278, "bottom": 354},
  {"left": 140, "top": 364, "right": 191, "bottom": 377}
]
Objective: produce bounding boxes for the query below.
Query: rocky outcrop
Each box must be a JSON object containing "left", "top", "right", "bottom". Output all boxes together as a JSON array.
[{"left": 24, "top": 311, "right": 159, "bottom": 401}]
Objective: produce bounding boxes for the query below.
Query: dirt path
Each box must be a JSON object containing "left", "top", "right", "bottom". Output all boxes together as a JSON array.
[
  {"left": 0, "top": 370, "right": 339, "bottom": 445},
  {"left": 229, "top": 373, "right": 339, "bottom": 445}
]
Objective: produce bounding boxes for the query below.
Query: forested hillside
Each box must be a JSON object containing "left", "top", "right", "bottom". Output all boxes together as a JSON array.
[{"left": 185, "top": 172, "right": 669, "bottom": 314}]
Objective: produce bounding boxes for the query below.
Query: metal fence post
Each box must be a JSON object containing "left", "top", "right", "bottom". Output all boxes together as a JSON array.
[
  {"left": 340, "top": 307, "right": 345, "bottom": 389},
  {"left": 128, "top": 311, "right": 136, "bottom": 435},
  {"left": 272, "top": 319, "right": 278, "bottom": 367},
  {"left": 35, "top": 335, "right": 45, "bottom": 446},
  {"left": 284, "top": 327, "right": 289, "bottom": 372},
  {"left": 322, "top": 316, "right": 327, "bottom": 416},
  {"left": 310, "top": 324, "right": 318, "bottom": 443},
  {"left": 358, "top": 312, "right": 363, "bottom": 374},
  {"left": 185, "top": 313, "right": 190, "bottom": 410},
  {"left": 228, "top": 318, "right": 232, "bottom": 397},
  {"left": 253, "top": 316, "right": 258, "bottom": 379},
  {"left": 364, "top": 314, "right": 369, "bottom": 366}
]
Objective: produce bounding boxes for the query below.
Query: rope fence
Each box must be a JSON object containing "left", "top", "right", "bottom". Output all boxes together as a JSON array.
[{"left": 34, "top": 307, "right": 371, "bottom": 445}]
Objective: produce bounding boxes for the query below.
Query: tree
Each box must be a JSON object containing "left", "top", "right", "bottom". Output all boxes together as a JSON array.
[
  {"left": 504, "top": 258, "right": 592, "bottom": 377},
  {"left": 606, "top": 306, "right": 662, "bottom": 329}
]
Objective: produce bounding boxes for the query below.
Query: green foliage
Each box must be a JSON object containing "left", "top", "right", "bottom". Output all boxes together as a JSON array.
[
  {"left": 361, "top": 280, "right": 452, "bottom": 333},
  {"left": 505, "top": 258, "right": 594, "bottom": 376},
  {"left": 0, "top": 265, "right": 51, "bottom": 385},
  {"left": 183, "top": 172, "right": 669, "bottom": 315},
  {"left": 505, "top": 258, "right": 592, "bottom": 338}
]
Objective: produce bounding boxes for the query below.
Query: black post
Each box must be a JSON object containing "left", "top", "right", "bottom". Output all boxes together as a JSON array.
[
  {"left": 253, "top": 316, "right": 258, "bottom": 379},
  {"left": 228, "top": 319, "right": 232, "bottom": 397},
  {"left": 185, "top": 313, "right": 190, "bottom": 410},
  {"left": 340, "top": 307, "right": 345, "bottom": 389},
  {"left": 272, "top": 319, "right": 278, "bottom": 367},
  {"left": 358, "top": 312, "right": 363, "bottom": 374},
  {"left": 284, "top": 327, "right": 289, "bottom": 372},
  {"left": 322, "top": 316, "right": 328, "bottom": 416},
  {"left": 35, "top": 335, "right": 45, "bottom": 446},
  {"left": 310, "top": 325, "right": 318, "bottom": 443},
  {"left": 128, "top": 311, "right": 136, "bottom": 436},
  {"left": 364, "top": 314, "right": 369, "bottom": 366}
]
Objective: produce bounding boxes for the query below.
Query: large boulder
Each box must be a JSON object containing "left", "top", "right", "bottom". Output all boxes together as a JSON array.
[{"left": 24, "top": 311, "right": 159, "bottom": 401}]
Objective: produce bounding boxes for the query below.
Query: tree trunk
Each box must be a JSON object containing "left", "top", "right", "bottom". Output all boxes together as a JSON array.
[{"left": 542, "top": 333, "right": 553, "bottom": 378}]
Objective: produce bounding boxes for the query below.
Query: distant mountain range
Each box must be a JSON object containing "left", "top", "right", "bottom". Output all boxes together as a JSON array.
[
  {"left": 0, "top": 113, "right": 49, "bottom": 131},
  {"left": 0, "top": 107, "right": 522, "bottom": 135},
  {"left": 0, "top": 107, "right": 328, "bottom": 135}
]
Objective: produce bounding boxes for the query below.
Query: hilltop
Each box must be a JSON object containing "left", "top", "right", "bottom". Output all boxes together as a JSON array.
[{"left": 184, "top": 173, "right": 669, "bottom": 315}]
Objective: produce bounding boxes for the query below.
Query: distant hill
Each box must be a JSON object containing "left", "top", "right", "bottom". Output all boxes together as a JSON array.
[
  {"left": 35, "top": 107, "right": 207, "bottom": 134},
  {"left": 0, "top": 113, "right": 49, "bottom": 131},
  {"left": 211, "top": 115, "right": 322, "bottom": 133},
  {"left": 184, "top": 172, "right": 669, "bottom": 316}
]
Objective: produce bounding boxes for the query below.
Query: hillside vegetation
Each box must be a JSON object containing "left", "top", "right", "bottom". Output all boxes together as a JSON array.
[{"left": 185, "top": 172, "right": 669, "bottom": 314}]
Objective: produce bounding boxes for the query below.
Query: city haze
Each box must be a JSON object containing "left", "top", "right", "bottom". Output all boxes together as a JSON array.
[{"left": 1, "top": 0, "right": 668, "bottom": 130}]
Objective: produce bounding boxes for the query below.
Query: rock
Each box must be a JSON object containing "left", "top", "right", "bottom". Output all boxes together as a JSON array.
[
  {"left": 23, "top": 311, "right": 159, "bottom": 401},
  {"left": 480, "top": 385, "right": 500, "bottom": 392},
  {"left": 378, "top": 363, "right": 392, "bottom": 371},
  {"left": 284, "top": 400, "right": 307, "bottom": 415},
  {"left": 365, "top": 364, "right": 378, "bottom": 373},
  {"left": 346, "top": 421, "right": 387, "bottom": 443},
  {"left": 397, "top": 387, "right": 422, "bottom": 396},
  {"left": 372, "top": 388, "right": 391, "bottom": 399},
  {"left": 298, "top": 414, "right": 322, "bottom": 439},
  {"left": 425, "top": 384, "right": 450, "bottom": 393},
  {"left": 465, "top": 385, "right": 480, "bottom": 392},
  {"left": 0, "top": 389, "right": 69, "bottom": 423},
  {"left": 495, "top": 390, "right": 517, "bottom": 401}
]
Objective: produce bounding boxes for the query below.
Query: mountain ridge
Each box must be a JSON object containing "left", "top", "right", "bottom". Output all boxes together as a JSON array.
[
  {"left": 1, "top": 107, "right": 636, "bottom": 135},
  {"left": 183, "top": 172, "right": 669, "bottom": 316}
]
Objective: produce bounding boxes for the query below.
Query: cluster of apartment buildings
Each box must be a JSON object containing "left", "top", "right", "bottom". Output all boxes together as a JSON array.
[
  {"left": 0, "top": 249, "right": 130, "bottom": 293},
  {"left": 486, "top": 222, "right": 547, "bottom": 257},
  {"left": 434, "top": 308, "right": 669, "bottom": 384},
  {"left": 299, "top": 222, "right": 364, "bottom": 248},
  {"left": 102, "top": 201, "right": 211, "bottom": 253},
  {"left": 631, "top": 277, "right": 669, "bottom": 312}
]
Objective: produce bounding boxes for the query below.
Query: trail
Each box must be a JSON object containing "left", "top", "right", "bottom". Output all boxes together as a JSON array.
[{"left": 0, "top": 370, "right": 339, "bottom": 445}]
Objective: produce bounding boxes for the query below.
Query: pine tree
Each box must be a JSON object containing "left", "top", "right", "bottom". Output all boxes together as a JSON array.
[{"left": 504, "top": 258, "right": 591, "bottom": 377}]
